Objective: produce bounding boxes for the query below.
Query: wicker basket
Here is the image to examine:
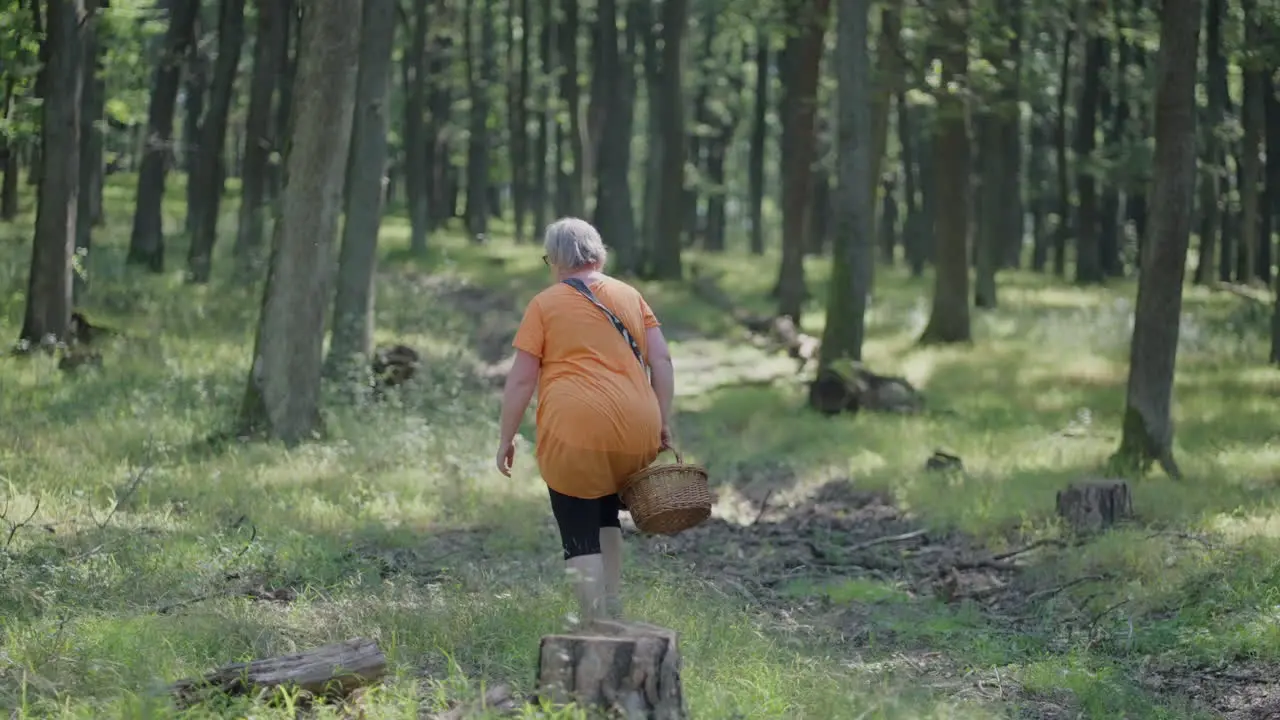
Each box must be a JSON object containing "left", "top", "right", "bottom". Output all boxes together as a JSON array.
[{"left": 620, "top": 448, "right": 712, "bottom": 535}]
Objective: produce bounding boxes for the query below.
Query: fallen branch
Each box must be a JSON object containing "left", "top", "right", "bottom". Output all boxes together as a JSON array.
[
  {"left": 168, "top": 638, "right": 386, "bottom": 708},
  {"left": 845, "top": 528, "right": 927, "bottom": 553},
  {"left": 2, "top": 494, "right": 40, "bottom": 549},
  {"left": 1025, "top": 574, "right": 1111, "bottom": 604}
]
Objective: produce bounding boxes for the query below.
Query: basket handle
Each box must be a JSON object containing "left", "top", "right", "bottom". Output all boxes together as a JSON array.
[{"left": 655, "top": 446, "right": 683, "bottom": 465}]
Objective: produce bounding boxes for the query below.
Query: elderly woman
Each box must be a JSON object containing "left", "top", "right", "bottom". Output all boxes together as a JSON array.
[{"left": 495, "top": 217, "right": 675, "bottom": 623}]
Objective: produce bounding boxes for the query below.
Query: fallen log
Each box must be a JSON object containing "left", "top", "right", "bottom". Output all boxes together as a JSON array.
[
  {"left": 807, "top": 359, "right": 924, "bottom": 415},
  {"left": 688, "top": 265, "right": 819, "bottom": 372},
  {"left": 1056, "top": 480, "right": 1133, "bottom": 532},
  {"left": 168, "top": 637, "right": 386, "bottom": 708},
  {"left": 536, "top": 620, "right": 687, "bottom": 719}
]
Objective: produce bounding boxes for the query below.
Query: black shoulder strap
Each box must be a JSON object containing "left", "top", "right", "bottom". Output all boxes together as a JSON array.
[{"left": 562, "top": 278, "right": 646, "bottom": 369}]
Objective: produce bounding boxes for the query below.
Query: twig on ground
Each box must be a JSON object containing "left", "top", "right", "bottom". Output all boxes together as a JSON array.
[
  {"left": 752, "top": 490, "right": 775, "bottom": 526},
  {"left": 990, "top": 538, "right": 1068, "bottom": 562},
  {"left": 1144, "top": 529, "right": 1215, "bottom": 548},
  {"left": 93, "top": 464, "right": 151, "bottom": 529},
  {"left": 1026, "top": 574, "right": 1110, "bottom": 604},
  {"left": 1087, "top": 598, "right": 1131, "bottom": 639},
  {"left": 845, "top": 528, "right": 927, "bottom": 552},
  {"left": 3, "top": 495, "right": 41, "bottom": 549}
]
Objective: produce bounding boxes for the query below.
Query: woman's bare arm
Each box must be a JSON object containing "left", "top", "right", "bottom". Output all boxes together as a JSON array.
[
  {"left": 645, "top": 326, "right": 675, "bottom": 431},
  {"left": 498, "top": 350, "right": 541, "bottom": 447}
]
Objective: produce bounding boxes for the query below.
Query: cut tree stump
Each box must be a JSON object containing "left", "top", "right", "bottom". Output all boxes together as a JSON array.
[
  {"left": 807, "top": 359, "right": 924, "bottom": 416},
  {"left": 1056, "top": 480, "right": 1133, "bottom": 532},
  {"left": 536, "top": 620, "right": 686, "bottom": 719},
  {"left": 168, "top": 637, "right": 386, "bottom": 708}
]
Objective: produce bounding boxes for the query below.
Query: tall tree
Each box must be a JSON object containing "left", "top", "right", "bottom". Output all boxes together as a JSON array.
[
  {"left": 1193, "top": 0, "right": 1227, "bottom": 284},
  {"left": 592, "top": 0, "right": 639, "bottom": 272},
  {"left": 233, "top": 0, "right": 286, "bottom": 277},
  {"left": 918, "top": 0, "right": 972, "bottom": 344},
  {"left": 325, "top": 0, "right": 397, "bottom": 384},
  {"left": 464, "top": 0, "right": 495, "bottom": 239},
  {"left": 510, "top": 0, "right": 531, "bottom": 241},
  {"left": 126, "top": 0, "right": 201, "bottom": 272},
  {"left": 1237, "top": 0, "right": 1264, "bottom": 283},
  {"left": 818, "top": 0, "right": 872, "bottom": 365},
  {"left": 747, "top": 29, "right": 769, "bottom": 256},
  {"left": 402, "top": 0, "right": 430, "bottom": 253},
  {"left": 239, "top": 0, "right": 361, "bottom": 443},
  {"left": 554, "top": 0, "right": 584, "bottom": 216},
  {"left": 74, "top": 1, "right": 105, "bottom": 302},
  {"left": 1110, "top": 0, "right": 1201, "bottom": 478},
  {"left": 186, "top": 0, "right": 247, "bottom": 282},
  {"left": 20, "top": 0, "right": 88, "bottom": 346},
  {"left": 775, "top": 0, "right": 831, "bottom": 319},
  {"left": 1073, "top": 8, "right": 1105, "bottom": 284},
  {"left": 648, "top": 0, "right": 690, "bottom": 279}
]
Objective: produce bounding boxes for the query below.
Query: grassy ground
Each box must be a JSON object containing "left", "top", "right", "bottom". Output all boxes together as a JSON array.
[{"left": 1, "top": 175, "right": 1278, "bottom": 718}]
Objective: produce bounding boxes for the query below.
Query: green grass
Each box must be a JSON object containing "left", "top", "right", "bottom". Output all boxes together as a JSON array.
[{"left": 0, "top": 173, "right": 1277, "bottom": 718}]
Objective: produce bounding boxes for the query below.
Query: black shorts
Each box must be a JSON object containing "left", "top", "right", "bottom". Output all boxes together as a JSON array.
[{"left": 548, "top": 487, "right": 622, "bottom": 559}]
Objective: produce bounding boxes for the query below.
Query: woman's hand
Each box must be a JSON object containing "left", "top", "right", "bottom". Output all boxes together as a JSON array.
[
  {"left": 660, "top": 424, "right": 674, "bottom": 450},
  {"left": 495, "top": 438, "right": 516, "bottom": 477}
]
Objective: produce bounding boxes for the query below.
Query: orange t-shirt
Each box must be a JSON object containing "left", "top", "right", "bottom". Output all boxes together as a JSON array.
[{"left": 511, "top": 276, "right": 664, "bottom": 499}]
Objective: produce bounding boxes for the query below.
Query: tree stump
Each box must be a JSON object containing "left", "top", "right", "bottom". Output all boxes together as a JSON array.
[
  {"left": 808, "top": 359, "right": 924, "bottom": 416},
  {"left": 1056, "top": 480, "right": 1133, "bottom": 532},
  {"left": 168, "top": 637, "right": 386, "bottom": 708},
  {"left": 536, "top": 620, "right": 686, "bottom": 719}
]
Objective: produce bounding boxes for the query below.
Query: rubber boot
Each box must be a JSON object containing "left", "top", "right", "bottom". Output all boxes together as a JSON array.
[
  {"left": 600, "top": 527, "right": 624, "bottom": 619},
  {"left": 565, "top": 553, "right": 607, "bottom": 625}
]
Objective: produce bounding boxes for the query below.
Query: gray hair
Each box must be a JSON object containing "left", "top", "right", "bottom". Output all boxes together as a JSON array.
[{"left": 543, "top": 217, "right": 607, "bottom": 270}]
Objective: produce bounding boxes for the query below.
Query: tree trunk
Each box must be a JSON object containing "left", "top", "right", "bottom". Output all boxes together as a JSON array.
[
  {"left": 774, "top": 0, "right": 830, "bottom": 319},
  {"left": 748, "top": 31, "right": 768, "bottom": 256},
  {"left": 20, "top": 0, "right": 84, "bottom": 347},
  {"left": 266, "top": 0, "right": 296, "bottom": 203},
  {"left": 464, "top": 0, "right": 494, "bottom": 239},
  {"left": 999, "top": 0, "right": 1025, "bottom": 268},
  {"left": 74, "top": 9, "right": 105, "bottom": 303},
  {"left": 233, "top": 0, "right": 285, "bottom": 278},
  {"left": 1111, "top": 0, "right": 1200, "bottom": 478},
  {"left": 531, "top": 0, "right": 553, "bottom": 239},
  {"left": 1194, "top": 0, "right": 1226, "bottom": 285},
  {"left": 238, "top": 0, "right": 361, "bottom": 444},
  {"left": 818, "top": 0, "right": 872, "bottom": 365},
  {"left": 592, "top": 0, "right": 639, "bottom": 273},
  {"left": 536, "top": 621, "right": 686, "bottom": 719},
  {"left": 510, "top": 0, "right": 530, "bottom": 242},
  {"left": 975, "top": 110, "right": 1001, "bottom": 308},
  {"left": 918, "top": 0, "right": 971, "bottom": 345},
  {"left": 183, "top": 25, "right": 209, "bottom": 237},
  {"left": 1073, "top": 24, "right": 1105, "bottom": 285},
  {"left": 325, "top": 0, "right": 396, "bottom": 385},
  {"left": 1052, "top": 19, "right": 1073, "bottom": 278},
  {"left": 1029, "top": 114, "right": 1050, "bottom": 271},
  {"left": 127, "top": 0, "right": 201, "bottom": 272},
  {"left": 1238, "top": 2, "right": 1264, "bottom": 284},
  {"left": 649, "top": 0, "right": 690, "bottom": 280},
  {"left": 555, "top": 0, "right": 584, "bottom": 217},
  {"left": 186, "top": 0, "right": 246, "bottom": 283},
  {"left": 403, "top": 0, "right": 430, "bottom": 253},
  {"left": 868, "top": 3, "right": 900, "bottom": 250}
]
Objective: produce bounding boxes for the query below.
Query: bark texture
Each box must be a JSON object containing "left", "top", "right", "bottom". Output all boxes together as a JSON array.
[
  {"left": 1111, "top": 0, "right": 1201, "bottom": 478},
  {"left": 239, "top": 0, "right": 362, "bottom": 444}
]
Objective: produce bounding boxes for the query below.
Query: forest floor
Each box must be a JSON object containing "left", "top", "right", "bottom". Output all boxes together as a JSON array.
[{"left": 1, "top": 177, "right": 1279, "bottom": 718}]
